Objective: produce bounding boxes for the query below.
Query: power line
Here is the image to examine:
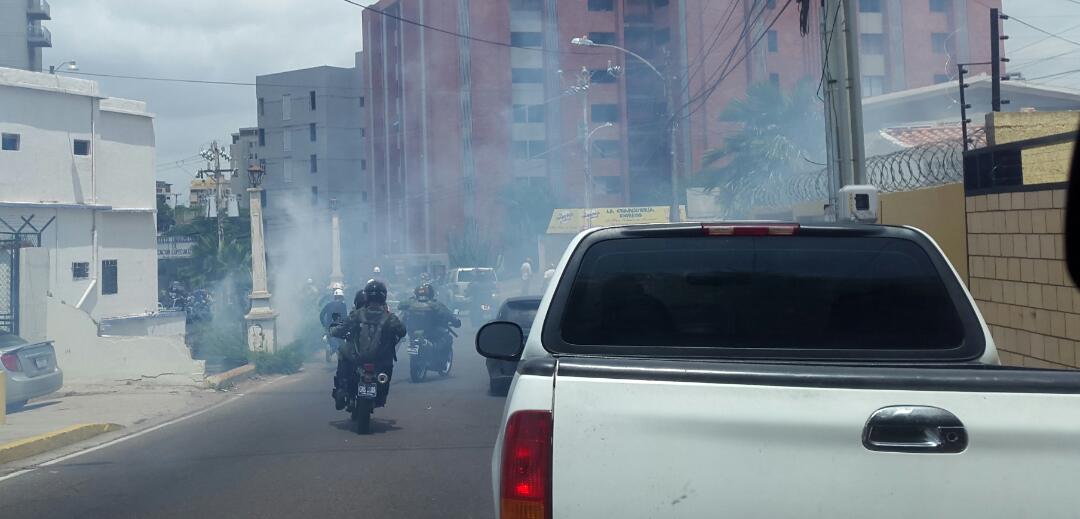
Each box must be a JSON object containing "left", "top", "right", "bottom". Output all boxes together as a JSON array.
[
  {"left": 66, "top": 70, "right": 366, "bottom": 91},
  {"left": 1009, "top": 20, "right": 1080, "bottom": 54},
  {"left": 1026, "top": 67, "right": 1080, "bottom": 81},
  {"left": 340, "top": 0, "right": 586, "bottom": 56},
  {"left": 1007, "top": 15, "right": 1080, "bottom": 48}
]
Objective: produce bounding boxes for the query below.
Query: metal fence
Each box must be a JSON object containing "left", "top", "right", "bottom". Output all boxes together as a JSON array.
[{"left": 0, "top": 239, "right": 17, "bottom": 335}]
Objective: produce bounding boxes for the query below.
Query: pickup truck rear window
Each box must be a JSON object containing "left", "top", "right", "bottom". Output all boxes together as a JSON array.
[{"left": 558, "top": 235, "right": 975, "bottom": 358}]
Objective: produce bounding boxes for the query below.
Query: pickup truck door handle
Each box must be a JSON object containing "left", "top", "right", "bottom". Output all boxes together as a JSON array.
[{"left": 862, "top": 406, "right": 968, "bottom": 454}]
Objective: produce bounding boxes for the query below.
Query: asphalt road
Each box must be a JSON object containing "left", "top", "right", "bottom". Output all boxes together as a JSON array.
[{"left": 0, "top": 328, "right": 506, "bottom": 519}]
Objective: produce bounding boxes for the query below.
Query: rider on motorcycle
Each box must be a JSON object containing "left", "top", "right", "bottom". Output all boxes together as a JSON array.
[
  {"left": 320, "top": 288, "right": 348, "bottom": 330},
  {"left": 399, "top": 283, "right": 461, "bottom": 357},
  {"left": 330, "top": 280, "right": 406, "bottom": 410}
]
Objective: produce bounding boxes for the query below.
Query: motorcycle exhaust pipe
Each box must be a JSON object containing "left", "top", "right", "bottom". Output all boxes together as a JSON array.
[{"left": 377, "top": 373, "right": 389, "bottom": 384}]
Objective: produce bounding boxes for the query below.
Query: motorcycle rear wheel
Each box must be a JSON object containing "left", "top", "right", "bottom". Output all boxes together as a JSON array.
[
  {"left": 438, "top": 346, "right": 453, "bottom": 377},
  {"left": 353, "top": 398, "right": 373, "bottom": 434},
  {"left": 409, "top": 356, "right": 426, "bottom": 383}
]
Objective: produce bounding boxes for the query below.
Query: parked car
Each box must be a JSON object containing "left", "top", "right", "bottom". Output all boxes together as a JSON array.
[
  {"left": 1, "top": 332, "right": 63, "bottom": 412},
  {"left": 476, "top": 222, "right": 1080, "bottom": 519},
  {"left": 484, "top": 296, "right": 541, "bottom": 394},
  {"left": 443, "top": 267, "right": 497, "bottom": 311}
]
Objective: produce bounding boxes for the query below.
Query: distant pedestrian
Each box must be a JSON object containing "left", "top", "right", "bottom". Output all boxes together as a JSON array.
[
  {"left": 543, "top": 264, "right": 556, "bottom": 289},
  {"left": 520, "top": 257, "right": 534, "bottom": 295}
]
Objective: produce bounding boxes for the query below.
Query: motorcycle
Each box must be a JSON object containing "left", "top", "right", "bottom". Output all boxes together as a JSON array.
[
  {"left": 345, "top": 362, "right": 390, "bottom": 434},
  {"left": 407, "top": 327, "right": 456, "bottom": 382}
]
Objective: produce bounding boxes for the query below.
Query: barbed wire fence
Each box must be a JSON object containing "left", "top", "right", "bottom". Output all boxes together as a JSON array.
[{"left": 716, "top": 129, "right": 985, "bottom": 217}]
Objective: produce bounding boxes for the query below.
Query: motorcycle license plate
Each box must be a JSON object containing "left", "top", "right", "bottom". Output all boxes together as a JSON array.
[
  {"left": 481, "top": 304, "right": 491, "bottom": 311},
  {"left": 407, "top": 345, "right": 419, "bottom": 355},
  {"left": 358, "top": 383, "right": 378, "bottom": 399}
]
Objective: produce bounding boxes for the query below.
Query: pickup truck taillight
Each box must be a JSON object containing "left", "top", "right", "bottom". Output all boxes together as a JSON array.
[
  {"left": 1, "top": 352, "right": 21, "bottom": 372},
  {"left": 500, "top": 410, "right": 552, "bottom": 519}
]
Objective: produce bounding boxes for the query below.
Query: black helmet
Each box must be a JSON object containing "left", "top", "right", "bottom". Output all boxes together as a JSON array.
[
  {"left": 353, "top": 289, "right": 368, "bottom": 309},
  {"left": 363, "top": 279, "right": 388, "bottom": 305},
  {"left": 414, "top": 283, "right": 434, "bottom": 302}
]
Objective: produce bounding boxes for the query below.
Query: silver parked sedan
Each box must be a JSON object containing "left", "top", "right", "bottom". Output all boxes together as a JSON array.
[{"left": 1, "top": 332, "right": 63, "bottom": 411}]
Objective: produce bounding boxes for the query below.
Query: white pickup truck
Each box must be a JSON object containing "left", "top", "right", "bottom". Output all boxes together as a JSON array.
[{"left": 475, "top": 222, "right": 1080, "bottom": 519}]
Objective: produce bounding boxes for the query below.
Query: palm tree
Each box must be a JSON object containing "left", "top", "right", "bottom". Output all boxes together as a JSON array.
[{"left": 695, "top": 78, "right": 825, "bottom": 209}]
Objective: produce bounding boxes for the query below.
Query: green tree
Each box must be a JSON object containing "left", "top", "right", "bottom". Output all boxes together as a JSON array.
[
  {"left": 694, "top": 78, "right": 825, "bottom": 204},
  {"left": 156, "top": 196, "right": 175, "bottom": 232},
  {"left": 499, "top": 179, "right": 561, "bottom": 258}
]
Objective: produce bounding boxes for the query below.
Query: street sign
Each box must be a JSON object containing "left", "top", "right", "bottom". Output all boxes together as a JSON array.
[
  {"left": 157, "top": 235, "right": 196, "bottom": 260},
  {"left": 546, "top": 206, "right": 687, "bottom": 234}
]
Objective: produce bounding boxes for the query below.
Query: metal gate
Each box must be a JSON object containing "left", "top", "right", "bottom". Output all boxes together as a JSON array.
[{"left": 0, "top": 237, "right": 17, "bottom": 335}]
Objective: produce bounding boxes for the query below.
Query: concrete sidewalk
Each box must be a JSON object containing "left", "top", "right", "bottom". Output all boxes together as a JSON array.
[{"left": 0, "top": 382, "right": 231, "bottom": 466}]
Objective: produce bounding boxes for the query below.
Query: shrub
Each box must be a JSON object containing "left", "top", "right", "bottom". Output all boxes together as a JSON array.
[{"left": 251, "top": 345, "right": 305, "bottom": 375}]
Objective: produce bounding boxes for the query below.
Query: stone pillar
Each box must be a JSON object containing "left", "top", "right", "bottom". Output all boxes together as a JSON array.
[{"left": 246, "top": 187, "right": 277, "bottom": 353}]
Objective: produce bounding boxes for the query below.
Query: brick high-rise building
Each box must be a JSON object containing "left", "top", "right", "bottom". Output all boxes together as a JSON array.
[{"left": 363, "top": 0, "right": 1000, "bottom": 258}]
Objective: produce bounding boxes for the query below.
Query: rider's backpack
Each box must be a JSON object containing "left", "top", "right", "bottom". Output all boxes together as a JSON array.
[{"left": 348, "top": 308, "right": 388, "bottom": 362}]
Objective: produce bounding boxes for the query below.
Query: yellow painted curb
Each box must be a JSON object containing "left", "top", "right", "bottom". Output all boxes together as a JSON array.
[
  {"left": 0, "top": 423, "right": 124, "bottom": 465},
  {"left": 206, "top": 364, "right": 255, "bottom": 389}
]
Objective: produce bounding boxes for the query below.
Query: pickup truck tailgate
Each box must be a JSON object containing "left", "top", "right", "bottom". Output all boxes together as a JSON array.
[{"left": 551, "top": 360, "right": 1080, "bottom": 518}]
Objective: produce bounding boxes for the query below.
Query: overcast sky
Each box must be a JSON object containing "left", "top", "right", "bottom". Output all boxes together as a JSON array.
[{"left": 44, "top": 0, "right": 1080, "bottom": 194}]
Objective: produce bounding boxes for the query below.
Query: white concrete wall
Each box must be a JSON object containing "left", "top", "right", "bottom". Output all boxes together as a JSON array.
[
  {"left": 46, "top": 296, "right": 204, "bottom": 385},
  {"left": 0, "top": 2, "right": 31, "bottom": 71},
  {"left": 17, "top": 247, "right": 49, "bottom": 342},
  {"left": 97, "top": 102, "right": 155, "bottom": 209},
  {"left": 95, "top": 211, "right": 158, "bottom": 319}
]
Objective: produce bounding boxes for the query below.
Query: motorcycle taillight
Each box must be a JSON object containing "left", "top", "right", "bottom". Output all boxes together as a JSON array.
[{"left": 362, "top": 363, "right": 375, "bottom": 372}]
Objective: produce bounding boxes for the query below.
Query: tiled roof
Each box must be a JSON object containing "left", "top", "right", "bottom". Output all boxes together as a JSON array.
[{"left": 879, "top": 123, "right": 986, "bottom": 148}]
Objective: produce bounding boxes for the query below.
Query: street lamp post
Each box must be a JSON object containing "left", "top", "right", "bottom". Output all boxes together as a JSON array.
[
  {"left": 48, "top": 60, "right": 77, "bottom": 74},
  {"left": 244, "top": 164, "right": 277, "bottom": 354},
  {"left": 571, "top": 36, "right": 680, "bottom": 222},
  {"left": 328, "top": 198, "right": 344, "bottom": 290}
]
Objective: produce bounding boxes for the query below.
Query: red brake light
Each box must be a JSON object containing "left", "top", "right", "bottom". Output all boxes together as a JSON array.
[
  {"left": 1, "top": 353, "right": 21, "bottom": 372},
  {"left": 362, "top": 363, "right": 375, "bottom": 371},
  {"left": 500, "top": 410, "right": 552, "bottom": 519},
  {"left": 702, "top": 223, "right": 799, "bottom": 236}
]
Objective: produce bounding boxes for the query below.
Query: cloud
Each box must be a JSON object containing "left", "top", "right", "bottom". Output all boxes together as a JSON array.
[{"left": 46, "top": 0, "right": 368, "bottom": 190}]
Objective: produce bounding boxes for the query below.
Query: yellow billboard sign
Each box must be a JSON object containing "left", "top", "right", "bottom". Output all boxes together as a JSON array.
[{"left": 546, "top": 206, "right": 687, "bottom": 234}]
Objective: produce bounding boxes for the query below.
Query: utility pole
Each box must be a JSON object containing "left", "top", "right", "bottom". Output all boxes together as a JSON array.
[
  {"left": 197, "top": 141, "right": 235, "bottom": 252},
  {"left": 577, "top": 67, "right": 593, "bottom": 215},
  {"left": 821, "top": 0, "right": 868, "bottom": 207}
]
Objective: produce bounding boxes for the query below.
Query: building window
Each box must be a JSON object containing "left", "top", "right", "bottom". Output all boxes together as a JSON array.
[
  {"left": 590, "top": 69, "right": 617, "bottom": 83},
  {"left": 767, "top": 30, "right": 778, "bottom": 52},
  {"left": 359, "top": 96, "right": 365, "bottom": 107},
  {"left": 362, "top": 191, "right": 369, "bottom": 202},
  {"left": 72, "top": 262, "right": 89, "bottom": 280},
  {"left": 860, "top": 33, "right": 885, "bottom": 55},
  {"left": 101, "top": 260, "right": 118, "bottom": 295},
  {"left": 360, "top": 128, "right": 366, "bottom": 137},
  {"left": 592, "top": 139, "right": 620, "bottom": 159},
  {"left": 260, "top": 190, "right": 268, "bottom": 208},
  {"left": 655, "top": 28, "right": 670, "bottom": 46},
  {"left": 513, "top": 104, "right": 545, "bottom": 123},
  {"left": 512, "top": 140, "right": 547, "bottom": 159},
  {"left": 931, "top": 32, "right": 949, "bottom": 54},
  {"left": 654, "top": 0, "right": 669, "bottom": 6},
  {"left": 284, "top": 160, "right": 293, "bottom": 183},
  {"left": 510, "top": 0, "right": 542, "bottom": 11},
  {"left": 1, "top": 133, "right": 19, "bottom": 151},
  {"left": 588, "top": 0, "right": 614, "bottom": 10},
  {"left": 310, "top": 123, "right": 317, "bottom": 142},
  {"left": 769, "top": 73, "right": 780, "bottom": 88},
  {"left": 258, "top": 97, "right": 265, "bottom": 116},
  {"left": 363, "top": 222, "right": 370, "bottom": 233},
  {"left": 591, "top": 104, "right": 619, "bottom": 123},
  {"left": 765, "top": 0, "right": 776, "bottom": 7},
  {"left": 861, "top": 75, "right": 885, "bottom": 96},
  {"left": 311, "top": 186, "right": 318, "bottom": 206},
  {"left": 510, "top": 32, "right": 543, "bottom": 47},
  {"left": 282, "top": 94, "right": 292, "bottom": 120},
  {"left": 283, "top": 129, "right": 292, "bottom": 151},
  {"left": 258, "top": 128, "right": 265, "bottom": 147},
  {"left": 511, "top": 68, "right": 544, "bottom": 83},
  {"left": 930, "top": 0, "right": 949, "bottom": 12},
  {"left": 361, "top": 159, "right": 367, "bottom": 170},
  {"left": 933, "top": 74, "right": 951, "bottom": 84},
  {"left": 593, "top": 176, "right": 622, "bottom": 195},
  {"left": 859, "top": 0, "right": 881, "bottom": 12},
  {"left": 73, "top": 139, "right": 91, "bottom": 156},
  {"left": 310, "top": 154, "right": 318, "bottom": 173},
  {"left": 309, "top": 90, "right": 317, "bottom": 110},
  {"left": 588, "top": 32, "right": 617, "bottom": 45}
]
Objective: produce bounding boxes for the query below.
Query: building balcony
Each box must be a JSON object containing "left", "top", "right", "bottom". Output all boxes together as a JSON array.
[
  {"left": 27, "top": 0, "right": 50, "bottom": 20},
  {"left": 27, "top": 25, "right": 51, "bottom": 47}
]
